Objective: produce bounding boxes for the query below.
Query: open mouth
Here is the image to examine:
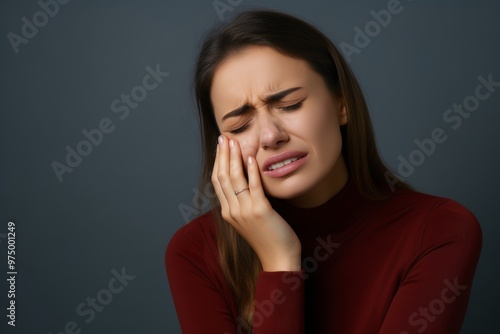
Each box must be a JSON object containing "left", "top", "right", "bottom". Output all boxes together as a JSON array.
[
  {"left": 268, "top": 157, "right": 301, "bottom": 171},
  {"left": 263, "top": 153, "right": 308, "bottom": 178}
]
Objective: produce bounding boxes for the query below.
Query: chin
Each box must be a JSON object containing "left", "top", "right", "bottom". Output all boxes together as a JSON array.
[{"left": 262, "top": 177, "right": 315, "bottom": 200}]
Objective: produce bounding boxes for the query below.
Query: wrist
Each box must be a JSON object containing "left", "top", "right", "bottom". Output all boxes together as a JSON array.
[{"left": 261, "top": 256, "right": 302, "bottom": 272}]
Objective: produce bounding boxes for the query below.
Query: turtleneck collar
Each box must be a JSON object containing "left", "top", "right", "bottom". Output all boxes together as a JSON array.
[{"left": 269, "top": 176, "right": 373, "bottom": 245}]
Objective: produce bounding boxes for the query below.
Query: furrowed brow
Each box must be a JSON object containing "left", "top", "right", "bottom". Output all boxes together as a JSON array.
[{"left": 221, "top": 87, "right": 303, "bottom": 121}]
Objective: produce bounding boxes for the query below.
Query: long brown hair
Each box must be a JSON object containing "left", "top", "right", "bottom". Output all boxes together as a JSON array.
[{"left": 194, "top": 10, "right": 411, "bottom": 330}]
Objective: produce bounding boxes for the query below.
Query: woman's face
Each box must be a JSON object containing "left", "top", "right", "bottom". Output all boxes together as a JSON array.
[{"left": 211, "top": 46, "right": 349, "bottom": 207}]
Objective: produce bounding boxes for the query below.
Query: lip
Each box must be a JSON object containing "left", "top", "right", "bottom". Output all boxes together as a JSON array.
[{"left": 262, "top": 150, "right": 308, "bottom": 178}]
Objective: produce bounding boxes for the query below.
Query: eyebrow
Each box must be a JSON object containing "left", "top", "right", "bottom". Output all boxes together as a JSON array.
[{"left": 221, "top": 86, "right": 303, "bottom": 121}]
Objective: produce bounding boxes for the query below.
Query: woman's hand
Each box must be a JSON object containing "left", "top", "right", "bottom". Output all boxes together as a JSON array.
[{"left": 212, "top": 135, "right": 302, "bottom": 272}]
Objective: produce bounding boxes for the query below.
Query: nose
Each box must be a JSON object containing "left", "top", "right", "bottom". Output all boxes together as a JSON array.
[{"left": 257, "top": 112, "right": 289, "bottom": 149}]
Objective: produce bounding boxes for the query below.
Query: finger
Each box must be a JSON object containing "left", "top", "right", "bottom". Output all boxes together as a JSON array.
[
  {"left": 247, "top": 155, "right": 267, "bottom": 201},
  {"left": 211, "top": 139, "right": 230, "bottom": 213},
  {"left": 216, "top": 136, "right": 241, "bottom": 211},
  {"left": 229, "top": 139, "right": 251, "bottom": 202}
]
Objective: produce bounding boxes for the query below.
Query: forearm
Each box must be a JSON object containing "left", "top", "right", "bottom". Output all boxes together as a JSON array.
[{"left": 252, "top": 271, "right": 305, "bottom": 334}]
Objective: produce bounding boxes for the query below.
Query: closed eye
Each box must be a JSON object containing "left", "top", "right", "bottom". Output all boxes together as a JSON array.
[
  {"left": 229, "top": 122, "right": 250, "bottom": 134},
  {"left": 279, "top": 100, "right": 304, "bottom": 112},
  {"left": 227, "top": 98, "right": 305, "bottom": 134}
]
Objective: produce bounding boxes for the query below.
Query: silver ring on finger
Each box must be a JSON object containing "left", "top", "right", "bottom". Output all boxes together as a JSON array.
[{"left": 234, "top": 187, "right": 249, "bottom": 196}]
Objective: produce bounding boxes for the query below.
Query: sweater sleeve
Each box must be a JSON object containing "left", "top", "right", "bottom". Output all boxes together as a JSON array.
[
  {"left": 166, "top": 222, "right": 238, "bottom": 333},
  {"left": 378, "top": 199, "right": 482, "bottom": 334},
  {"left": 252, "top": 271, "right": 305, "bottom": 333},
  {"left": 165, "top": 217, "right": 305, "bottom": 334}
]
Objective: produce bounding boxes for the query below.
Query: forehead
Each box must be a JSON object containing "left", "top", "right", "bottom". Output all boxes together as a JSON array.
[{"left": 210, "top": 46, "right": 313, "bottom": 114}]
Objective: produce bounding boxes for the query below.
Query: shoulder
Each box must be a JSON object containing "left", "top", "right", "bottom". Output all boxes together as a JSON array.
[
  {"left": 388, "top": 187, "right": 482, "bottom": 251},
  {"left": 165, "top": 210, "right": 218, "bottom": 270},
  {"left": 391, "top": 188, "right": 480, "bottom": 227}
]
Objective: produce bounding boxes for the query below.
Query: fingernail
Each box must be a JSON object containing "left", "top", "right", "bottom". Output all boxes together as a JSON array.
[
  {"left": 218, "top": 135, "right": 223, "bottom": 145},
  {"left": 248, "top": 156, "right": 253, "bottom": 165},
  {"left": 229, "top": 139, "right": 234, "bottom": 149}
]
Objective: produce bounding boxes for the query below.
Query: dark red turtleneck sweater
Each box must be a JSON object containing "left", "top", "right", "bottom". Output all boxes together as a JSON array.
[{"left": 165, "top": 178, "right": 482, "bottom": 333}]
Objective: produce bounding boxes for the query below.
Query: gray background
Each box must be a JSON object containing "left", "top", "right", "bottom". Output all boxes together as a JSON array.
[{"left": 1, "top": 0, "right": 498, "bottom": 333}]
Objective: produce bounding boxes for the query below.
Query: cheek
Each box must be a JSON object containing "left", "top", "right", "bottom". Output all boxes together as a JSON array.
[
  {"left": 310, "top": 99, "right": 341, "bottom": 137},
  {"left": 239, "top": 142, "right": 258, "bottom": 161},
  {"left": 301, "top": 105, "right": 342, "bottom": 158},
  {"left": 237, "top": 139, "right": 258, "bottom": 167}
]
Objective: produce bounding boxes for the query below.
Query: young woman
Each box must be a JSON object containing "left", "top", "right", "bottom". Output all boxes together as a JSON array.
[{"left": 166, "top": 10, "right": 482, "bottom": 334}]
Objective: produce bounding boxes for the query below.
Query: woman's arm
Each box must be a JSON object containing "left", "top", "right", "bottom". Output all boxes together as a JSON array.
[
  {"left": 166, "top": 221, "right": 238, "bottom": 333},
  {"left": 166, "top": 135, "right": 306, "bottom": 333},
  {"left": 212, "top": 136, "right": 302, "bottom": 272},
  {"left": 166, "top": 217, "right": 305, "bottom": 333}
]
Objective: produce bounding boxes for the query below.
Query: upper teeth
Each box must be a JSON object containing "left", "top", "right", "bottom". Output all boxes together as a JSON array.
[{"left": 268, "top": 157, "right": 299, "bottom": 171}]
